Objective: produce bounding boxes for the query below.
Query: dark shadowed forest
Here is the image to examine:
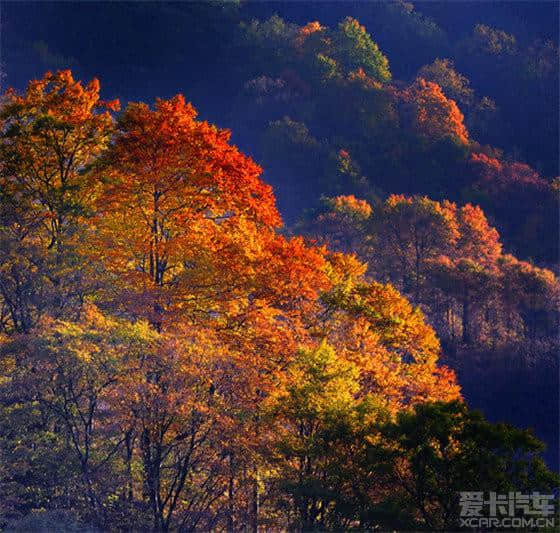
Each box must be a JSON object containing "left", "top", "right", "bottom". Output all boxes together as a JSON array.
[{"left": 0, "top": 2, "right": 558, "bottom": 531}]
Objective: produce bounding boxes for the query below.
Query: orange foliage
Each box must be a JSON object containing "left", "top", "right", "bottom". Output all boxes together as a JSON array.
[
  {"left": 457, "top": 203, "right": 502, "bottom": 266},
  {"left": 470, "top": 151, "right": 503, "bottom": 172},
  {"left": 406, "top": 78, "right": 469, "bottom": 144},
  {"left": 321, "top": 280, "right": 461, "bottom": 411},
  {"left": 347, "top": 67, "right": 383, "bottom": 89},
  {"left": 1, "top": 70, "right": 119, "bottom": 247},
  {"left": 1, "top": 73, "right": 465, "bottom": 521},
  {"left": 470, "top": 152, "right": 549, "bottom": 192},
  {"left": 331, "top": 194, "right": 373, "bottom": 219},
  {"left": 294, "top": 21, "right": 324, "bottom": 48},
  {"left": 91, "top": 95, "right": 290, "bottom": 327}
]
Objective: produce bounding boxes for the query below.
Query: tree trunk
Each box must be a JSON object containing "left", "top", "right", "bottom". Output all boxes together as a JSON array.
[
  {"left": 251, "top": 471, "right": 259, "bottom": 533},
  {"left": 227, "top": 454, "right": 235, "bottom": 533},
  {"left": 462, "top": 290, "right": 471, "bottom": 344}
]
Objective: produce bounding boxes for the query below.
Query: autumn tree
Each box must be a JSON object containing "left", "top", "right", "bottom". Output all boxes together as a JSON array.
[
  {"left": 1, "top": 67, "right": 555, "bottom": 532},
  {"left": 428, "top": 256, "right": 499, "bottom": 345},
  {"left": 115, "top": 326, "right": 235, "bottom": 532},
  {"left": 0, "top": 70, "right": 118, "bottom": 332},
  {"left": 368, "top": 195, "right": 459, "bottom": 305},
  {"left": 319, "top": 255, "right": 461, "bottom": 411},
  {"left": 0, "top": 305, "right": 259, "bottom": 531},
  {"left": 426, "top": 203, "right": 503, "bottom": 345},
  {"left": 403, "top": 78, "right": 469, "bottom": 145},
  {"left": 416, "top": 59, "right": 502, "bottom": 143},
  {"left": 92, "top": 94, "right": 282, "bottom": 328},
  {"left": 235, "top": 8, "right": 557, "bottom": 261},
  {"left": 331, "top": 17, "right": 391, "bottom": 82},
  {"left": 300, "top": 194, "right": 373, "bottom": 255},
  {"left": 455, "top": 203, "right": 501, "bottom": 265},
  {"left": 498, "top": 255, "right": 559, "bottom": 340},
  {"left": 0, "top": 306, "right": 146, "bottom": 527},
  {"left": 418, "top": 59, "right": 474, "bottom": 106},
  {"left": 469, "top": 152, "right": 558, "bottom": 262},
  {"left": 242, "top": 14, "right": 391, "bottom": 85},
  {"left": 264, "top": 341, "right": 387, "bottom": 530},
  {"left": 89, "top": 91, "right": 332, "bottom": 531},
  {"left": 301, "top": 192, "right": 559, "bottom": 349}
]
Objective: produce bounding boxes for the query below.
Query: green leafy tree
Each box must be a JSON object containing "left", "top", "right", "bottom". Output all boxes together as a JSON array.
[
  {"left": 264, "top": 342, "right": 388, "bottom": 530},
  {"left": 378, "top": 401, "right": 559, "bottom": 530},
  {"left": 331, "top": 17, "right": 391, "bottom": 82}
]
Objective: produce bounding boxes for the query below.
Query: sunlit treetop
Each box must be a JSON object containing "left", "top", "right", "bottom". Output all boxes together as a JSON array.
[
  {"left": 329, "top": 194, "right": 372, "bottom": 220},
  {"left": 404, "top": 78, "right": 469, "bottom": 144},
  {"left": 470, "top": 151, "right": 550, "bottom": 191},
  {"left": 294, "top": 20, "right": 325, "bottom": 48},
  {"left": 457, "top": 203, "right": 502, "bottom": 266},
  {"left": 104, "top": 94, "right": 280, "bottom": 227},
  {"left": 2, "top": 69, "right": 119, "bottom": 123},
  {"left": 242, "top": 14, "right": 391, "bottom": 84},
  {"left": 417, "top": 58, "right": 474, "bottom": 105},
  {"left": 332, "top": 17, "right": 392, "bottom": 82},
  {"left": 1, "top": 71, "right": 121, "bottom": 244}
]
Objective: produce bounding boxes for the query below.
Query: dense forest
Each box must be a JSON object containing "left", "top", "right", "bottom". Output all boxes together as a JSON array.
[{"left": 0, "top": 2, "right": 558, "bottom": 531}]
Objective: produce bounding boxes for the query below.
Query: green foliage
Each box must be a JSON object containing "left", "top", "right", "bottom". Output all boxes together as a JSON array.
[
  {"left": 269, "top": 342, "right": 361, "bottom": 421},
  {"left": 0, "top": 401, "right": 81, "bottom": 528},
  {"left": 266, "top": 342, "right": 389, "bottom": 530},
  {"left": 268, "top": 368, "right": 558, "bottom": 531},
  {"left": 239, "top": 15, "right": 299, "bottom": 74},
  {"left": 0, "top": 309, "right": 158, "bottom": 528},
  {"left": 332, "top": 17, "right": 391, "bottom": 82},
  {"left": 379, "top": 401, "right": 559, "bottom": 530},
  {"left": 314, "top": 53, "right": 339, "bottom": 82}
]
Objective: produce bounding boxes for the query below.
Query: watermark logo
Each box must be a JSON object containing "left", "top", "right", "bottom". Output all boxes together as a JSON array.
[{"left": 459, "top": 491, "right": 556, "bottom": 529}]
